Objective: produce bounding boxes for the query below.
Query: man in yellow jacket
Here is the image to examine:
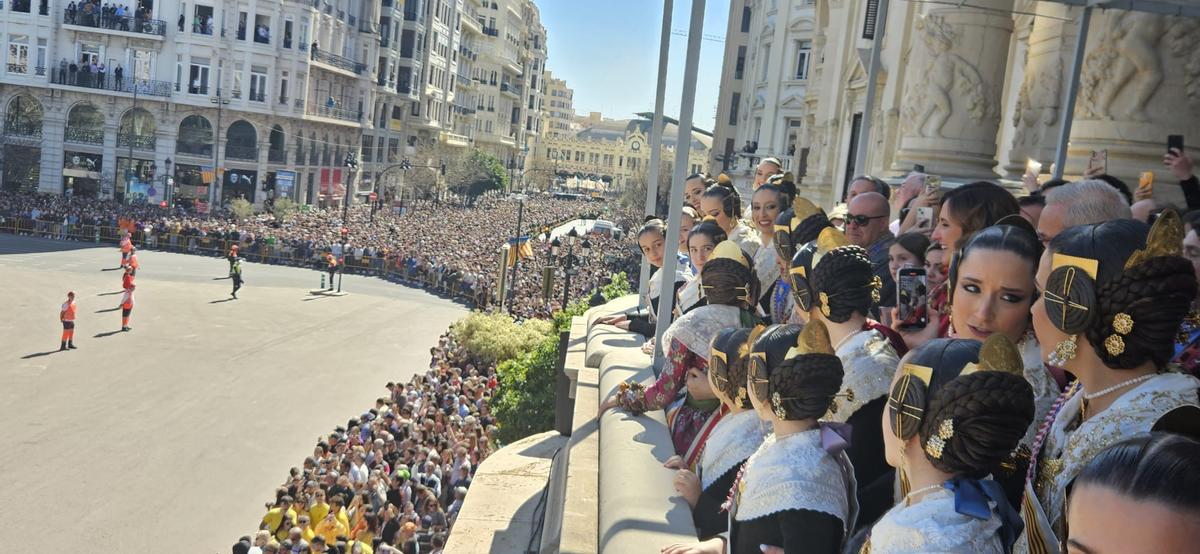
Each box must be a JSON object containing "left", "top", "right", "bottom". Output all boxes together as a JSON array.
[{"left": 260, "top": 496, "right": 298, "bottom": 542}]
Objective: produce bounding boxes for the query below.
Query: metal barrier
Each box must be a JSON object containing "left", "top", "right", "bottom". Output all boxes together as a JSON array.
[{"left": 0, "top": 216, "right": 493, "bottom": 308}]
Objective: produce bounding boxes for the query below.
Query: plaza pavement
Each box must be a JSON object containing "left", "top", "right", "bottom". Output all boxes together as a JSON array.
[{"left": 0, "top": 234, "right": 466, "bottom": 552}]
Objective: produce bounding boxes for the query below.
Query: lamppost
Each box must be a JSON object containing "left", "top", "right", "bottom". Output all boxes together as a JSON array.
[
  {"left": 338, "top": 151, "right": 358, "bottom": 293},
  {"left": 540, "top": 228, "right": 554, "bottom": 306},
  {"left": 551, "top": 227, "right": 590, "bottom": 309},
  {"left": 506, "top": 192, "right": 526, "bottom": 315},
  {"left": 209, "top": 92, "right": 230, "bottom": 209},
  {"left": 163, "top": 157, "right": 173, "bottom": 207}
]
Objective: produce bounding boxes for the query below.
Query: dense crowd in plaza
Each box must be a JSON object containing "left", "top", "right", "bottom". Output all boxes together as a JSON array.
[
  {"left": 591, "top": 148, "right": 1200, "bottom": 553},
  {"left": 0, "top": 190, "right": 638, "bottom": 316}
]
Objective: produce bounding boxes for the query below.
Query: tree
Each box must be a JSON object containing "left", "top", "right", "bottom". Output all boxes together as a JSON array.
[
  {"left": 271, "top": 197, "right": 298, "bottom": 222},
  {"left": 620, "top": 158, "right": 673, "bottom": 215},
  {"left": 228, "top": 197, "right": 254, "bottom": 221},
  {"left": 455, "top": 149, "right": 509, "bottom": 197}
]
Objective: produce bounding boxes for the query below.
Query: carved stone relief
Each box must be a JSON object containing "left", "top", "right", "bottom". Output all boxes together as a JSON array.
[{"left": 900, "top": 14, "right": 997, "bottom": 138}]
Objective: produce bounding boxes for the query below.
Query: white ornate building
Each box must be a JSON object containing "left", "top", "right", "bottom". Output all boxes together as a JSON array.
[
  {"left": 712, "top": 0, "right": 1200, "bottom": 209},
  {"left": 0, "top": 0, "right": 549, "bottom": 207}
]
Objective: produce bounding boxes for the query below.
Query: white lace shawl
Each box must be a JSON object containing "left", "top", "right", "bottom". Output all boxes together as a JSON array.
[
  {"left": 661, "top": 304, "right": 742, "bottom": 363},
  {"left": 868, "top": 487, "right": 1005, "bottom": 554},
  {"left": 1020, "top": 338, "right": 1060, "bottom": 448},
  {"left": 700, "top": 410, "right": 767, "bottom": 490},
  {"left": 728, "top": 222, "right": 761, "bottom": 258},
  {"left": 734, "top": 429, "right": 852, "bottom": 525},
  {"left": 752, "top": 240, "right": 780, "bottom": 303},
  {"left": 825, "top": 329, "right": 899, "bottom": 423},
  {"left": 677, "top": 274, "right": 704, "bottom": 314},
  {"left": 1033, "top": 372, "right": 1200, "bottom": 542}
]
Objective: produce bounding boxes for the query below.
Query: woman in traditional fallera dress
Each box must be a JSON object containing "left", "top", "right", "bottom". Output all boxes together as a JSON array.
[
  {"left": 862, "top": 335, "right": 1034, "bottom": 553},
  {"left": 1020, "top": 212, "right": 1200, "bottom": 553},
  {"left": 789, "top": 227, "right": 902, "bottom": 528},
  {"left": 748, "top": 174, "right": 796, "bottom": 323},
  {"left": 596, "top": 219, "right": 690, "bottom": 337},
  {"left": 728, "top": 321, "right": 856, "bottom": 554},
  {"left": 662, "top": 327, "right": 769, "bottom": 547},
  {"left": 677, "top": 221, "right": 729, "bottom": 316},
  {"left": 599, "top": 240, "right": 759, "bottom": 467},
  {"left": 700, "top": 174, "right": 761, "bottom": 258}
]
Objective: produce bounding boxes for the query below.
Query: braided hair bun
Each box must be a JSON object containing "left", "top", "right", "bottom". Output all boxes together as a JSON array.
[
  {"left": 704, "top": 174, "right": 742, "bottom": 218},
  {"left": 709, "top": 327, "right": 756, "bottom": 409},
  {"left": 701, "top": 241, "right": 759, "bottom": 310},
  {"left": 811, "top": 245, "right": 876, "bottom": 323},
  {"left": 770, "top": 321, "right": 844, "bottom": 420},
  {"left": 887, "top": 337, "right": 1035, "bottom": 478}
]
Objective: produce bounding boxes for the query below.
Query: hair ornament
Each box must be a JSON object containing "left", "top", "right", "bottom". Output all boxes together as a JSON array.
[
  {"left": 869, "top": 275, "right": 883, "bottom": 304},
  {"left": 785, "top": 320, "right": 834, "bottom": 359},
  {"left": 771, "top": 391, "right": 788, "bottom": 419},
  {"left": 1105, "top": 312, "right": 1135, "bottom": 357},
  {"left": 1125, "top": 209, "right": 1184, "bottom": 270},
  {"left": 791, "top": 196, "right": 822, "bottom": 222},
  {"left": 1044, "top": 253, "right": 1099, "bottom": 335},
  {"left": 960, "top": 334, "right": 1024, "bottom": 376},
  {"left": 924, "top": 418, "right": 955, "bottom": 459},
  {"left": 709, "top": 240, "right": 750, "bottom": 268},
  {"left": 818, "top": 292, "right": 832, "bottom": 318}
]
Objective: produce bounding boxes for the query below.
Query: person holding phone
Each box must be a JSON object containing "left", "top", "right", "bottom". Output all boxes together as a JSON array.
[{"left": 1164, "top": 144, "right": 1200, "bottom": 210}]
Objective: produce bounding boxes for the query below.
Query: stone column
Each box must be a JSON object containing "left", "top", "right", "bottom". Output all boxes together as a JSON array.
[
  {"left": 38, "top": 96, "right": 67, "bottom": 194},
  {"left": 1001, "top": 2, "right": 1073, "bottom": 178},
  {"left": 894, "top": 0, "right": 1015, "bottom": 179},
  {"left": 1064, "top": 10, "right": 1200, "bottom": 206}
]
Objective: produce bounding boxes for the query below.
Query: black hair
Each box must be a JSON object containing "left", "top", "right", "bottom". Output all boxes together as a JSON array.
[
  {"left": 892, "top": 232, "right": 931, "bottom": 266},
  {"left": 1048, "top": 219, "right": 1197, "bottom": 369},
  {"left": 950, "top": 222, "right": 1042, "bottom": 305},
  {"left": 760, "top": 172, "right": 798, "bottom": 206},
  {"left": 637, "top": 218, "right": 667, "bottom": 239},
  {"left": 1074, "top": 432, "right": 1200, "bottom": 512},
  {"left": 940, "top": 182, "right": 1021, "bottom": 250},
  {"left": 810, "top": 246, "right": 876, "bottom": 323},
  {"left": 701, "top": 245, "right": 759, "bottom": 310},
  {"left": 710, "top": 327, "right": 754, "bottom": 410},
  {"left": 1039, "top": 178, "right": 1069, "bottom": 193},
  {"left": 702, "top": 174, "right": 742, "bottom": 218},
  {"left": 1093, "top": 174, "right": 1134, "bottom": 205},
  {"left": 1018, "top": 193, "right": 1045, "bottom": 208},
  {"left": 748, "top": 324, "right": 843, "bottom": 420},
  {"left": 688, "top": 220, "right": 728, "bottom": 249},
  {"left": 887, "top": 338, "right": 1034, "bottom": 478}
]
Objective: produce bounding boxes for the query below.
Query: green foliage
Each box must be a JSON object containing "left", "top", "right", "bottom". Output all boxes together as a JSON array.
[
  {"left": 602, "top": 271, "right": 632, "bottom": 301},
  {"left": 271, "top": 198, "right": 298, "bottom": 222},
  {"left": 461, "top": 149, "right": 510, "bottom": 196},
  {"left": 490, "top": 334, "right": 560, "bottom": 444},
  {"left": 229, "top": 197, "right": 255, "bottom": 221},
  {"left": 552, "top": 298, "right": 591, "bottom": 333},
  {"left": 450, "top": 311, "right": 554, "bottom": 363}
]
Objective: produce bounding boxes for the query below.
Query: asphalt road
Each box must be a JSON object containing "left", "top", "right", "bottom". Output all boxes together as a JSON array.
[{"left": 0, "top": 234, "right": 467, "bottom": 552}]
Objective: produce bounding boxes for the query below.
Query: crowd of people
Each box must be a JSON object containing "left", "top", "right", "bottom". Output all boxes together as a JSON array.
[
  {"left": 233, "top": 331, "right": 501, "bottom": 554},
  {"left": 0, "top": 190, "right": 639, "bottom": 317},
  {"left": 593, "top": 147, "right": 1200, "bottom": 553}
]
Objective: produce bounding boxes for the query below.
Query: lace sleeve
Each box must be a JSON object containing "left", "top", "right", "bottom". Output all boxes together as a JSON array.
[{"left": 618, "top": 338, "right": 696, "bottom": 414}]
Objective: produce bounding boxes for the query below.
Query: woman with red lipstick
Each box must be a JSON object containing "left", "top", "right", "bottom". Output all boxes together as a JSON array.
[{"left": 749, "top": 174, "right": 796, "bottom": 323}]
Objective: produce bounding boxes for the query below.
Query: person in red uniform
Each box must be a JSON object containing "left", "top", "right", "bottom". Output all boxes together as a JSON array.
[
  {"left": 126, "top": 246, "right": 140, "bottom": 276},
  {"left": 120, "top": 283, "right": 135, "bottom": 332},
  {"left": 118, "top": 263, "right": 135, "bottom": 309},
  {"left": 60, "top": 291, "right": 78, "bottom": 351},
  {"left": 119, "top": 231, "right": 132, "bottom": 269}
]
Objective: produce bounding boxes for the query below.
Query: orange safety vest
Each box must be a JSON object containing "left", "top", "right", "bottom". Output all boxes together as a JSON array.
[
  {"left": 121, "top": 289, "right": 135, "bottom": 309},
  {"left": 61, "top": 300, "right": 76, "bottom": 322}
]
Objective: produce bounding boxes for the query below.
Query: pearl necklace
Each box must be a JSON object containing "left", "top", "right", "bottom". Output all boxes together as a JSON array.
[
  {"left": 833, "top": 328, "right": 865, "bottom": 352},
  {"left": 1082, "top": 374, "right": 1156, "bottom": 401},
  {"left": 903, "top": 483, "right": 945, "bottom": 506}
]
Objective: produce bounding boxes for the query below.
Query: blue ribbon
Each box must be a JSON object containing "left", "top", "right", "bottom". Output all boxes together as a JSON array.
[
  {"left": 945, "top": 477, "right": 1024, "bottom": 554},
  {"left": 819, "top": 421, "right": 852, "bottom": 455}
]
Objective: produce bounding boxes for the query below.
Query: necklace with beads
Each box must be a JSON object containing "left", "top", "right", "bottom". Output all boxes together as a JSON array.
[
  {"left": 903, "top": 483, "right": 945, "bottom": 506},
  {"left": 1080, "top": 374, "right": 1157, "bottom": 420}
]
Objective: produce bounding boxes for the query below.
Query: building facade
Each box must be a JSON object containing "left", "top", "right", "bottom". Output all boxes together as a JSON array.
[
  {"left": 528, "top": 114, "right": 711, "bottom": 195},
  {"left": 542, "top": 69, "right": 573, "bottom": 137},
  {"left": 0, "top": 0, "right": 549, "bottom": 207},
  {"left": 712, "top": 0, "right": 1200, "bottom": 208}
]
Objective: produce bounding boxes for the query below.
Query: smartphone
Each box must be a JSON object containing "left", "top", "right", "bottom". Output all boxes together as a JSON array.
[
  {"left": 1088, "top": 150, "right": 1108, "bottom": 175},
  {"left": 1140, "top": 171, "right": 1155, "bottom": 193},
  {"left": 1026, "top": 158, "right": 1043, "bottom": 176},
  {"left": 924, "top": 175, "right": 942, "bottom": 196},
  {"left": 897, "top": 266, "right": 928, "bottom": 331},
  {"left": 1168, "top": 135, "right": 1185, "bottom": 155},
  {"left": 916, "top": 207, "right": 933, "bottom": 231}
]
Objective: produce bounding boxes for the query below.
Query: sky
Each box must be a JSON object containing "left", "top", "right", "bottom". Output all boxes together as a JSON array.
[{"left": 538, "top": 0, "right": 729, "bottom": 133}]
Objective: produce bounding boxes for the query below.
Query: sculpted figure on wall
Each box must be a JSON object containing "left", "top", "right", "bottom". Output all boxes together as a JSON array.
[
  {"left": 1078, "top": 12, "right": 1165, "bottom": 121},
  {"left": 901, "top": 14, "right": 996, "bottom": 138},
  {"left": 1012, "top": 56, "right": 1061, "bottom": 149}
]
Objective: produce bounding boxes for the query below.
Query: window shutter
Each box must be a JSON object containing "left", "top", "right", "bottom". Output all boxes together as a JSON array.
[{"left": 862, "top": 0, "right": 880, "bottom": 40}]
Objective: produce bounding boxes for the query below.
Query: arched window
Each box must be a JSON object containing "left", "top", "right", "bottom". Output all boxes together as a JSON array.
[
  {"left": 3, "top": 95, "right": 43, "bottom": 138},
  {"left": 225, "top": 120, "right": 258, "bottom": 161},
  {"left": 118, "top": 108, "right": 157, "bottom": 150},
  {"left": 268, "top": 125, "right": 286, "bottom": 163},
  {"left": 296, "top": 134, "right": 305, "bottom": 165},
  {"left": 177, "top": 115, "right": 214, "bottom": 156},
  {"left": 65, "top": 103, "right": 105, "bottom": 145}
]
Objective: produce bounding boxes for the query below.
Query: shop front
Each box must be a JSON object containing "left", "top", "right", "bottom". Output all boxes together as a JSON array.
[
  {"left": 62, "top": 151, "right": 103, "bottom": 198},
  {"left": 116, "top": 157, "right": 159, "bottom": 204},
  {"left": 222, "top": 168, "right": 258, "bottom": 204}
]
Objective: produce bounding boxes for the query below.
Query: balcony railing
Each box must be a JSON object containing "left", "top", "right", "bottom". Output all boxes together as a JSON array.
[
  {"left": 3, "top": 123, "right": 43, "bottom": 139},
  {"left": 268, "top": 149, "right": 288, "bottom": 163},
  {"left": 63, "top": 9, "right": 167, "bottom": 37},
  {"left": 306, "top": 104, "right": 362, "bottom": 123},
  {"left": 311, "top": 49, "right": 366, "bottom": 75},
  {"left": 176, "top": 141, "right": 212, "bottom": 157},
  {"left": 483, "top": 26, "right": 498, "bottom": 37},
  {"left": 65, "top": 126, "right": 105, "bottom": 145},
  {"left": 50, "top": 70, "right": 173, "bottom": 98},
  {"left": 188, "top": 84, "right": 210, "bottom": 95},
  {"left": 192, "top": 22, "right": 214, "bottom": 35},
  {"left": 456, "top": 73, "right": 471, "bottom": 87},
  {"left": 117, "top": 133, "right": 156, "bottom": 150},
  {"left": 225, "top": 145, "right": 259, "bottom": 161}
]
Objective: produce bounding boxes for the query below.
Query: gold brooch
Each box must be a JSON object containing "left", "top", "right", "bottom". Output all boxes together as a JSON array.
[
  {"left": 869, "top": 275, "right": 883, "bottom": 304},
  {"left": 924, "top": 418, "right": 954, "bottom": 459},
  {"left": 1105, "top": 334, "right": 1126, "bottom": 356},
  {"left": 818, "top": 292, "right": 832, "bottom": 318},
  {"left": 1113, "top": 313, "right": 1134, "bottom": 335}
]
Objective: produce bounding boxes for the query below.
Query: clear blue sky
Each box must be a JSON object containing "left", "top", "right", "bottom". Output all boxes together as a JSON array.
[{"left": 539, "top": 0, "right": 729, "bottom": 132}]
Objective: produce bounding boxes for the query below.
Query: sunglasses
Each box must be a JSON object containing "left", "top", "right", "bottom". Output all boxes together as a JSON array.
[{"left": 846, "top": 214, "right": 887, "bottom": 227}]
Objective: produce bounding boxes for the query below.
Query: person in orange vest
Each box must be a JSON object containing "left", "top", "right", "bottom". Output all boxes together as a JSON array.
[
  {"left": 120, "top": 282, "right": 135, "bottom": 332},
  {"left": 118, "top": 231, "right": 132, "bottom": 269},
  {"left": 325, "top": 252, "right": 337, "bottom": 291},
  {"left": 118, "top": 264, "right": 135, "bottom": 309},
  {"left": 126, "top": 246, "right": 140, "bottom": 276},
  {"left": 60, "top": 291, "right": 78, "bottom": 351},
  {"left": 227, "top": 244, "right": 240, "bottom": 276}
]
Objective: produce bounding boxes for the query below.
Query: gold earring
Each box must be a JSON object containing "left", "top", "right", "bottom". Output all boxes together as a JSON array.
[{"left": 1048, "top": 335, "right": 1078, "bottom": 366}]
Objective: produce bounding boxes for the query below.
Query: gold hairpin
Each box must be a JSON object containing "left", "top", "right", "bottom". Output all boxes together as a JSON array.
[
  {"left": 1126, "top": 209, "right": 1184, "bottom": 270},
  {"left": 709, "top": 240, "right": 750, "bottom": 268},
  {"left": 961, "top": 333, "right": 1023, "bottom": 376},
  {"left": 785, "top": 319, "right": 834, "bottom": 359},
  {"left": 1051, "top": 253, "right": 1098, "bottom": 278}
]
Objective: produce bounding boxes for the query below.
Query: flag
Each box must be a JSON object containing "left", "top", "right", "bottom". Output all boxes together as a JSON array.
[{"left": 506, "top": 236, "right": 533, "bottom": 267}]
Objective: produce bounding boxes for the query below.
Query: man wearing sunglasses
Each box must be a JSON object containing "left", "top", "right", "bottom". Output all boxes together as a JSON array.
[{"left": 845, "top": 192, "right": 895, "bottom": 320}]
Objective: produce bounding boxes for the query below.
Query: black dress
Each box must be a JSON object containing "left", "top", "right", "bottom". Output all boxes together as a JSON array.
[
  {"left": 692, "top": 410, "right": 766, "bottom": 539},
  {"left": 729, "top": 429, "right": 854, "bottom": 554}
]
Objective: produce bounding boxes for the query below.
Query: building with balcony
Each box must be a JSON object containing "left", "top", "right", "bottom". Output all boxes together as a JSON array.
[
  {"left": 0, "top": 0, "right": 387, "bottom": 209},
  {"left": 542, "top": 70, "right": 574, "bottom": 137},
  {"left": 709, "top": 0, "right": 815, "bottom": 196}
]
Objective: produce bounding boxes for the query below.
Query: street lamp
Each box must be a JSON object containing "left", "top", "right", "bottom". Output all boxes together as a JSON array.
[
  {"left": 163, "top": 157, "right": 173, "bottom": 207},
  {"left": 338, "top": 151, "right": 358, "bottom": 293},
  {"left": 555, "top": 227, "right": 591, "bottom": 309}
]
